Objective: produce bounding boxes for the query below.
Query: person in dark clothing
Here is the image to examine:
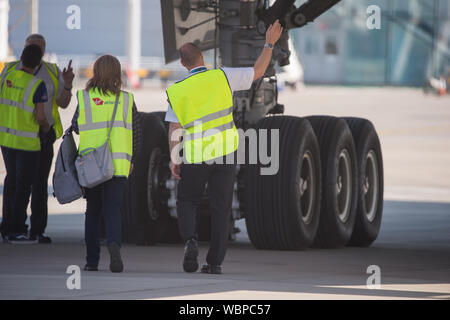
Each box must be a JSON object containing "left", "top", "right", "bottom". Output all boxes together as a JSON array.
[
  {"left": 71, "top": 55, "right": 142, "bottom": 272},
  {"left": 0, "top": 44, "right": 50, "bottom": 244},
  {"left": 0, "top": 34, "right": 75, "bottom": 243}
]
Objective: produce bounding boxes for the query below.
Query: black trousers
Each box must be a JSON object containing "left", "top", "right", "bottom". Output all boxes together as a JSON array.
[
  {"left": 1, "top": 147, "right": 39, "bottom": 236},
  {"left": 177, "top": 160, "right": 236, "bottom": 266},
  {"left": 30, "top": 138, "right": 54, "bottom": 236}
]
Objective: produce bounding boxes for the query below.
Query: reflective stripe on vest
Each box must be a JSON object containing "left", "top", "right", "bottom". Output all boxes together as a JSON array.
[
  {"left": 183, "top": 106, "right": 234, "bottom": 129},
  {"left": 42, "top": 62, "right": 63, "bottom": 139},
  {"left": 0, "top": 126, "right": 39, "bottom": 138},
  {"left": 4, "top": 61, "right": 19, "bottom": 72},
  {"left": 0, "top": 97, "right": 35, "bottom": 113},
  {"left": 0, "top": 70, "right": 42, "bottom": 151},
  {"left": 166, "top": 68, "right": 238, "bottom": 163},
  {"left": 112, "top": 152, "right": 132, "bottom": 161},
  {"left": 183, "top": 121, "right": 235, "bottom": 141},
  {"left": 77, "top": 88, "right": 133, "bottom": 177}
]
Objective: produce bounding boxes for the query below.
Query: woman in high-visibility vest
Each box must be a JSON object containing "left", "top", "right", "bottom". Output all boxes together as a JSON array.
[{"left": 71, "top": 55, "right": 142, "bottom": 273}]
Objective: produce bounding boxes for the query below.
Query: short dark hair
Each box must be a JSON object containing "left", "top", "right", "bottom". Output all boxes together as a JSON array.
[
  {"left": 20, "top": 44, "right": 43, "bottom": 69},
  {"left": 179, "top": 42, "right": 202, "bottom": 68}
]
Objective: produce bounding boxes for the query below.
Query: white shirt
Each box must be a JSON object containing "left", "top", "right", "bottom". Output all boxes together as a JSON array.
[
  {"left": 164, "top": 66, "right": 254, "bottom": 123},
  {"left": 0, "top": 61, "right": 65, "bottom": 126}
]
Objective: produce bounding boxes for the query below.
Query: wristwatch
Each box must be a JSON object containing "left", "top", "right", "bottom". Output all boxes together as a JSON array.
[{"left": 264, "top": 43, "right": 274, "bottom": 50}]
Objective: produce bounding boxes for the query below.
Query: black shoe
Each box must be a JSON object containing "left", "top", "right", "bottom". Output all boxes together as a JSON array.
[
  {"left": 201, "top": 264, "right": 222, "bottom": 274},
  {"left": 1, "top": 234, "right": 9, "bottom": 244},
  {"left": 30, "top": 233, "right": 52, "bottom": 244},
  {"left": 9, "top": 234, "right": 38, "bottom": 244},
  {"left": 108, "top": 242, "right": 124, "bottom": 273},
  {"left": 183, "top": 239, "right": 199, "bottom": 273},
  {"left": 84, "top": 264, "right": 98, "bottom": 271}
]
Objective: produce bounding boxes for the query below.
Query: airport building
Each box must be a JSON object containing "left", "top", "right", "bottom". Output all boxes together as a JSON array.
[
  {"left": 2, "top": 0, "right": 450, "bottom": 87},
  {"left": 292, "top": 0, "right": 450, "bottom": 86}
]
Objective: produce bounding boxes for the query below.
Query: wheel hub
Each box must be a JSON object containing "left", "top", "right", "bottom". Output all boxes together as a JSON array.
[
  {"left": 337, "top": 149, "right": 352, "bottom": 223},
  {"left": 337, "top": 176, "right": 343, "bottom": 193},
  {"left": 364, "top": 176, "right": 370, "bottom": 194},
  {"left": 299, "top": 151, "right": 315, "bottom": 225},
  {"left": 364, "top": 150, "right": 379, "bottom": 222},
  {"left": 147, "top": 148, "right": 170, "bottom": 221},
  {"left": 299, "top": 178, "right": 308, "bottom": 196}
]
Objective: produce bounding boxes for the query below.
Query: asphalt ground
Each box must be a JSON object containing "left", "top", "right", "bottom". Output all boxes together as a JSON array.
[{"left": 0, "top": 85, "right": 449, "bottom": 299}]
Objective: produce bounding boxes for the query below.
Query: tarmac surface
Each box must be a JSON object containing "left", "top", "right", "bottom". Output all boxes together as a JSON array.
[{"left": 0, "top": 85, "right": 449, "bottom": 299}]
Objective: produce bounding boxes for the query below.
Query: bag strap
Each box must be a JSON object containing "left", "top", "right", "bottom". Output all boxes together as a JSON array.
[{"left": 106, "top": 94, "right": 120, "bottom": 143}]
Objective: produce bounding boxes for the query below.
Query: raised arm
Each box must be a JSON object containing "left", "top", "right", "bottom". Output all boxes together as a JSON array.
[
  {"left": 253, "top": 20, "right": 283, "bottom": 81},
  {"left": 56, "top": 60, "right": 74, "bottom": 109}
]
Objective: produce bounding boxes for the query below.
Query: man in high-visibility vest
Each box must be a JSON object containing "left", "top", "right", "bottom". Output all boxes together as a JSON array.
[
  {"left": 166, "top": 20, "right": 283, "bottom": 274},
  {"left": 0, "top": 44, "right": 50, "bottom": 244},
  {"left": 0, "top": 34, "right": 74, "bottom": 243}
]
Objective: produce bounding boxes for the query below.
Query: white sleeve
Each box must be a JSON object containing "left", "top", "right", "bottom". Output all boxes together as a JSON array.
[
  {"left": 165, "top": 103, "right": 180, "bottom": 123},
  {"left": 221, "top": 67, "right": 254, "bottom": 92}
]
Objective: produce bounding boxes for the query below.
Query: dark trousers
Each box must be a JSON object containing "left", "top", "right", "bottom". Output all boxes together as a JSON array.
[
  {"left": 1, "top": 146, "right": 39, "bottom": 236},
  {"left": 84, "top": 177, "right": 127, "bottom": 266},
  {"left": 30, "top": 139, "right": 54, "bottom": 236},
  {"left": 177, "top": 161, "right": 236, "bottom": 266}
]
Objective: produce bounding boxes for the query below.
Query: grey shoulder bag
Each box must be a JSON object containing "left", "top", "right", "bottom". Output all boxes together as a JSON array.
[
  {"left": 53, "top": 127, "right": 84, "bottom": 204},
  {"left": 75, "top": 95, "right": 119, "bottom": 188}
]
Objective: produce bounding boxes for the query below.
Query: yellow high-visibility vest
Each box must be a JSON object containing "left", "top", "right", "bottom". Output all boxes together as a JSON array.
[
  {"left": 0, "top": 69, "right": 43, "bottom": 151},
  {"left": 5, "top": 61, "right": 64, "bottom": 139},
  {"left": 166, "top": 69, "right": 238, "bottom": 163},
  {"left": 77, "top": 88, "right": 133, "bottom": 177}
]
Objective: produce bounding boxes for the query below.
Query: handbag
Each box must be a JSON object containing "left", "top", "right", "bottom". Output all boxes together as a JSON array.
[
  {"left": 75, "top": 95, "right": 119, "bottom": 188},
  {"left": 52, "top": 128, "right": 84, "bottom": 204}
]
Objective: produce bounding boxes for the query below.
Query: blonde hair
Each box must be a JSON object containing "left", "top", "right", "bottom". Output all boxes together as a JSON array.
[{"left": 86, "top": 55, "right": 123, "bottom": 96}]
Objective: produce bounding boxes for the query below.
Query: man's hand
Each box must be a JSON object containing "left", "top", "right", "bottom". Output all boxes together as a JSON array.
[
  {"left": 253, "top": 19, "right": 283, "bottom": 80},
  {"left": 171, "top": 163, "right": 181, "bottom": 180},
  {"left": 57, "top": 60, "right": 74, "bottom": 108},
  {"left": 62, "top": 60, "right": 74, "bottom": 88},
  {"left": 266, "top": 19, "right": 283, "bottom": 45}
]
